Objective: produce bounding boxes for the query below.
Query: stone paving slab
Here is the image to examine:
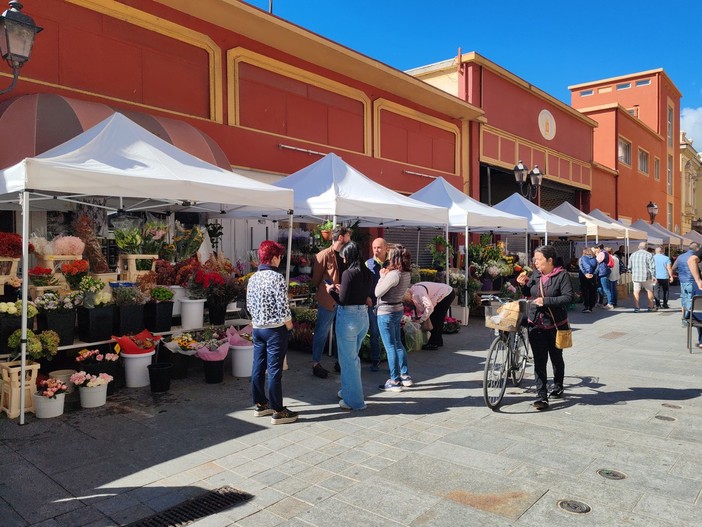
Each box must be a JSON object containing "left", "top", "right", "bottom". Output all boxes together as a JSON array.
[{"left": 3, "top": 291, "right": 702, "bottom": 525}]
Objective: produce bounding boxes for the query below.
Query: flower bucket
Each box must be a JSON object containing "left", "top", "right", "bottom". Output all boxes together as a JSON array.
[
  {"left": 33, "top": 393, "right": 65, "bottom": 418},
  {"left": 202, "top": 359, "right": 224, "bottom": 384},
  {"left": 113, "top": 304, "right": 145, "bottom": 336},
  {"left": 180, "top": 298, "right": 206, "bottom": 330},
  {"left": 208, "top": 303, "right": 227, "bottom": 326},
  {"left": 122, "top": 350, "right": 155, "bottom": 388},
  {"left": 230, "top": 345, "right": 254, "bottom": 377},
  {"left": 144, "top": 302, "right": 173, "bottom": 333},
  {"left": 37, "top": 311, "right": 76, "bottom": 347},
  {"left": 49, "top": 369, "right": 77, "bottom": 394},
  {"left": 147, "top": 363, "right": 172, "bottom": 393},
  {"left": 79, "top": 384, "right": 108, "bottom": 408},
  {"left": 77, "top": 306, "right": 114, "bottom": 342},
  {"left": 169, "top": 285, "right": 187, "bottom": 316}
]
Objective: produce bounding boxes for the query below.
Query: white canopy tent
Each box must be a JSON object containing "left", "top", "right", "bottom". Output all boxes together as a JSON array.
[
  {"left": 0, "top": 113, "right": 295, "bottom": 423},
  {"left": 587, "top": 209, "right": 652, "bottom": 244},
  {"left": 682, "top": 231, "right": 702, "bottom": 245},
  {"left": 492, "top": 193, "right": 587, "bottom": 243},
  {"left": 550, "top": 202, "right": 631, "bottom": 242},
  {"left": 631, "top": 220, "right": 686, "bottom": 247}
]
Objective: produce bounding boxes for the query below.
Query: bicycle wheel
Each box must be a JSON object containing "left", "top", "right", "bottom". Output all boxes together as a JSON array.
[
  {"left": 483, "top": 336, "right": 509, "bottom": 410},
  {"left": 511, "top": 327, "right": 529, "bottom": 386}
]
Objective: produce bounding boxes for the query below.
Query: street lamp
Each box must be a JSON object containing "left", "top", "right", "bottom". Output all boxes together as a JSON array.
[
  {"left": 513, "top": 160, "right": 543, "bottom": 200},
  {"left": 0, "top": 1, "right": 42, "bottom": 95},
  {"left": 692, "top": 218, "right": 702, "bottom": 233},
  {"left": 646, "top": 201, "right": 659, "bottom": 224}
]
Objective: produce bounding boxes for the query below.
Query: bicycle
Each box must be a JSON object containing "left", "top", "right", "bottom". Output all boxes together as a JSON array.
[{"left": 481, "top": 295, "right": 531, "bottom": 410}]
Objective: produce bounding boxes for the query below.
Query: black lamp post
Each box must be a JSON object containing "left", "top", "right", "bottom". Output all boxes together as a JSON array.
[
  {"left": 513, "top": 160, "right": 543, "bottom": 201},
  {"left": 0, "top": 1, "right": 42, "bottom": 95},
  {"left": 691, "top": 218, "right": 702, "bottom": 234},
  {"left": 646, "top": 201, "right": 659, "bottom": 224}
]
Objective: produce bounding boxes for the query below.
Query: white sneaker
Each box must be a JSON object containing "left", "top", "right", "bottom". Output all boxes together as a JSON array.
[
  {"left": 339, "top": 399, "right": 366, "bottom": 411},
  {"left": 400, "top": 375, "right": 414, "bottom": 387},
  {"left": 337, "top": 390, "right": 343, "bottom": 399}
]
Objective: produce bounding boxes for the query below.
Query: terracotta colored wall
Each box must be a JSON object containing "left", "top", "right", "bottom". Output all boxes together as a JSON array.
[{"left": 589, "top": 165, "right": 616, "bottom": 213}]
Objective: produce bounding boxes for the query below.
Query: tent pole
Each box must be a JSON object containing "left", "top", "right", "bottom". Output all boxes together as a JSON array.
[
  {"left": 285, "top": 212, "right": 293, "bottom": 283},
  {"left": 464, "top": 226, "right": 469, "bottom": 311},
  {"left": 416, "top": 228, "right": 421, "bottom": 263},
  {"left": 19, "top": 191, "right": 29, "bottom": 425},
  {"left": 445, "top": 224, "right": 450, "bottom": 284}
]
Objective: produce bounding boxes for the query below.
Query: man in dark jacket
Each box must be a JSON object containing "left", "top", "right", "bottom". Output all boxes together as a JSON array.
[
  {"left": 365, "top": 238, "right": 386, "bottom": 371},
  {"left": 578, "top": 248, "right": 597, "bottom": 313}
]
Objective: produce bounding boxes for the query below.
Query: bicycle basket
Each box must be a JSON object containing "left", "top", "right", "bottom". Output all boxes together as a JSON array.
[{"left": 484, "top": 301, "right": 523, "bottom": 331}]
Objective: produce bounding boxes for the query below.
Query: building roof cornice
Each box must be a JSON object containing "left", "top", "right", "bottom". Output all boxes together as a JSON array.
[{"left": 569, "top": 68, "right": 682, "bottom": 99}]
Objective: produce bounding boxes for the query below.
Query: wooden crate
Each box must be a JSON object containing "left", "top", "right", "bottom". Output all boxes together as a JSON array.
[
  {"left": 1, "top": 361, "right": 40, "bottom": 418},
  {"left": 38, "top": 255, "right": 83, "bottom": 288},
  {"left": 118, "top": 254, "right": 158, "bottom": 282},
  {"left": 0, "top": 257, "right": 20, "bottom": 295}
]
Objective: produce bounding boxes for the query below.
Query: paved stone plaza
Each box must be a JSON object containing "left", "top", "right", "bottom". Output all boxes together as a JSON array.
[{"left": 2, "top": 288, "right": 702, "bottom": 526}]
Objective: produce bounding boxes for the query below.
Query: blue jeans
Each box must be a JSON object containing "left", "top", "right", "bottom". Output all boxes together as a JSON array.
[
  {"left": 378, "top": 310, "right": 407, "bottom": 382},
  {"left": 681, "top": 282, "right": 699, "bottom": 315},
  {"left": 608, "top": 279, "right": 618, "bottom": 306},
  {"left": 335, "top": 305, "right": 368, "bottom": 409},
  {"left": 599, "top": 276, "right": 612, "bottom": 305},
  {"left": 251, "top": 326, "right": 289, "bottom": 411},
  {"left": 367, "top": 305, "right": 380, "bottom": 362},
  {"left": 312, "top": 304, "right": 337, "bottom": 363}
]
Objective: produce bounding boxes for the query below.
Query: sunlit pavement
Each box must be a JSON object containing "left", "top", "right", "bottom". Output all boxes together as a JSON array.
[{"left": 2, "top": 286, "right": 702, "bottom": 526}]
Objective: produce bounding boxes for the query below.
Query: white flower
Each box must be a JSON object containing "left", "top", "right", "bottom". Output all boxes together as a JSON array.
[
  {"left": 6, "top": 305, "right": 17, "bottom": 315},
  {"left": 0, "top": 303, "right": 8, "bottom": 313}
]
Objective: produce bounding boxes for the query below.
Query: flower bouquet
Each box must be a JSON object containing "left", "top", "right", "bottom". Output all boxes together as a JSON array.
[
  {"left": 33, "top": 377, "right": 69, "bottom": 418},
  {"left": 141, "top": 216, "right": 169, "bottom": 256},
  {"left": 61, "top": 259, "right": 90, "bottom": 289},
  {"left": 112, "top": 328, "right": 161, "bottom": 355},
  {"left": 8, "top": 328, "right": 60, "bottom": 362},
  {"left": 173, "top": 221, "right": 204, "bottom": 262},
  {"left": 0, "top": 232, "right": 24, "bottom": 258},
  {"left": 70, "top": 371, "right": 113, "bottom": 408},
  {"left": 442, "top": 316, "right": 461, "bottom": 334},
  {"left": 70, "top": 371, "right": 113, "bottom": 387},
  {"left": 75, "top": 348, "right": 120, "bottom": 364},
  {"left": 113, "top": 215, "right": 144, "bottom": 254},
  {"left": 34, "top": 291, "right": 81, "bottom": 346},
  {"left": 0, "top": 300, "right": 38, "bottom": 318},
  {"left": 51, "top": 235, "right": 86, "bottom": 256},
  {"left": 28, "top": 266, "right": 57, "bottom": 287}
]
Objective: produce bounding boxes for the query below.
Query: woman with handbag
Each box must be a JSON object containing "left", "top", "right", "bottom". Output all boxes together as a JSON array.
[
  {"left": 516, "top": 245, "right": 575, "bottom": 410},
  {"left": 375, "top": 245, "right": 413, "bottom": 391}
]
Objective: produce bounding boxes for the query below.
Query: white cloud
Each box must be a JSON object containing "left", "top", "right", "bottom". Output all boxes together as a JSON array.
[{"left": 681, "top": 107, "right": 702, "bottom": 150}]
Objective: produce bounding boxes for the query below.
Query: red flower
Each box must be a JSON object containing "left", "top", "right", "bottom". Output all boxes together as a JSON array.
[
  {"left": 61, "top": 260, "right": 89, "bottom": 275},
  {"left": 29, "top": 266, "right": 52, "bottom": 276},
  {"left": 0, "top": 232, "right": 25, "bottom": 258}
]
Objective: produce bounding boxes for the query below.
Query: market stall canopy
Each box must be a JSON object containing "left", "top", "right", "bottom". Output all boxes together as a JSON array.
[
  {"left": 492, "top": 193, "right": 587, "bottom": 241},
  {"left": 218, "top": 152, "right": 448, "bottom": 226},
  {"left": 550, "top": 202, "right": 629, "bottom": 240},
  {"left": 631, "top": 220, "right": 687, "bottom": 246},
  {"left": 682, "top": 231, "right": 702, "bottom": 245},
  {"left": 406, "top": 177, "right": 528, "bottom": 232},
  {"left": 0, "top": 113, "right": 294, "bottom": 213},
  {"left": 587, "top": 209, "right": 652, "bottom": 243}
]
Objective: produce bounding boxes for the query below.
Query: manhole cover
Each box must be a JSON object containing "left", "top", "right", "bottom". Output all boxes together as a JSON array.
[
  {"left": 126, "top": 486, "right": 253, "bottom": 527},
  {"left": 655, "top": 415, "right": 676, "bottom": 422},
  {"left": 597, "top": 469, "right": 627, "bottom": 480},
  {"left": 557, "top": 500, "right": 592, "bottom": 514},
  {"left": 662, "top": 403, "right": 682, "bottom": 409}
]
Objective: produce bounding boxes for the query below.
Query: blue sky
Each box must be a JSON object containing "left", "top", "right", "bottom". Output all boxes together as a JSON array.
[{"left": 244, "top": 1, "right": 702, "bottom": 149}]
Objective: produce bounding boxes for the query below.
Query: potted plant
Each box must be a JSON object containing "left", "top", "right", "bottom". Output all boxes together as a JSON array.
[
  {"left": 111, "top": 285, "right": 148, "bottom": 335},
  {"left": 76, "top": 278, "right": 114, "bottom": 343},
  {"left": 0, "top": 300, "right": 38, "bottom": 355},
  {"left": 74, "top": 347, "right": 121, "bottom": 394},
  {"left": 61, "top": 259, "right": 90, "bottom": 290},
  {"left": 427, "top": 235, "right": 454, "bottom": 269},
  {"left": 442, "top": 316, "right": 461, "bottom": 334},
  {"left": 112, "top": 330, "right": 161, "bottom": 388},
  {"left": 70, "top": 371, "right": 113, "bottom": 408},
  {"left": 34, "top": 291, "right": 81, "bottom": 346},
  {"left": 319, "top": 220, "right": 334, "bottom": 241},
  {"left": 8, "top": 328, "right": 60, "bottom": 370},
  {"left": 33, "top": 377, "right": 68, "bottom": 418},
  {"left": 143, "top": 286, "right": 175, "bottom": 332},
  {"left": 193, "top": 327, "right": 230, "bottom": 384}
]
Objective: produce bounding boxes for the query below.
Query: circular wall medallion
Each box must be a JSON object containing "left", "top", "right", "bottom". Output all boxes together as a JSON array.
[{"left": 538, "top": 109, "right": 556, "bottom": 140}]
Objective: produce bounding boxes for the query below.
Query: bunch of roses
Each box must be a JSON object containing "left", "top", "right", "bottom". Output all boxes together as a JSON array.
[
  {"left": 61, "top": 259, "right": 89, "bottom": 276},
  {"left": 0, "top": 232, "right": 25, "bottom": 258},
  {"left": 0, "top": 300, "right": 38, "bottom": 318},
  {"left": 36, "top": 378, "right": 68, "bottom": 399},
  {"left": 75, "top": 348, "right": 120, "bottom": 363},
  {"left": 69, "top": 371, "right": 114, "bottom": 387},
  {"left": 28, "top": 266, "right": 57, "bottom": 286}
]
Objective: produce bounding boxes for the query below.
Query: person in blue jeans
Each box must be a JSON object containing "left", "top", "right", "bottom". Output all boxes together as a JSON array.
[
  {"left": 374, "top": 245, "right": 413, "bottom": 392},
  {"left": 365, "top": 238, "right": 387, "bottom": 371},
  {"left": 246, "top": 240, "right": 297, "bottom": 425},
  {"left": 593, "top": 245, "right": 613, "bottom": 308},
  {"left": 673, "top": 242, "right": 700, "bottom": 326},
  {"left": 327, "top": 242, "right": 371, "bottom": 410}
]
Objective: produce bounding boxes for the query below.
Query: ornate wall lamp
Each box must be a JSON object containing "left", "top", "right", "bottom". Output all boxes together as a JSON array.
[
  {"left": 0, "top": 1, "right": 42, "bottom": 95},
  {"left": 513, "top": 160, "right": 543, "bottom": 201},
  {"left": 646, "top": 201, "right": 659, "bottom": 224}
]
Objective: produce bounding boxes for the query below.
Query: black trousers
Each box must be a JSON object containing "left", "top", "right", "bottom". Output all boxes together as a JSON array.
[
  {"left": 580, "top": 275, "right": 597, "bottom": 309},
  {"left": 428, "top": 290, "right": 456, "bottom": 346},
  {"left": 528, "top": 327, "right": 565, "bottom": 397},
  {"left": 654, "top": 279, "right": 670, "bottom": 307}
]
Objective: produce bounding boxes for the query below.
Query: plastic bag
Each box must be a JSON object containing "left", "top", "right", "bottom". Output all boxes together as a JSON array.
[{"left": 403, "top": 321, "right": 423, "bottom": 352}]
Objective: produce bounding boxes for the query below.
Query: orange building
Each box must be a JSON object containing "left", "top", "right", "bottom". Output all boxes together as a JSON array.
[
  {"left": 0, "top": 0, "right": 483, "bottom": 261},
  {"left": 570, "top": 70, "right": 682, "bottom": 230},
  {"left": 409, "top": 52, "right": 614, "bottom": 213}
]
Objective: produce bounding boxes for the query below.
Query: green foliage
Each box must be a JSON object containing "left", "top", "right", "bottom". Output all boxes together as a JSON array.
[
  {"left": 427, "top": 235, "right": 454, "bottom": 268},
  {"left": 150, "top": 286, "right": 174, "bottom": 302},
  {"left": 112, "top": 286, "right": 148, "bottom": 306}
]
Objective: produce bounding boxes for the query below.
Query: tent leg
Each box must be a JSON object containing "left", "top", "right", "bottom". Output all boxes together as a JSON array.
[{"left": 19, "top": 191, "right": 29, "bottom": 425}]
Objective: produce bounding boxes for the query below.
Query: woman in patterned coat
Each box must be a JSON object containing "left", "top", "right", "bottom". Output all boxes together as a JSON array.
[{"left": 246, "top": 240, "right": 297, "bottom": 425}]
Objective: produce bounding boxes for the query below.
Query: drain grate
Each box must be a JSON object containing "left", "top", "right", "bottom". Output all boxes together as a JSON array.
[
  {"left": 655, "top": 415, "right": 676, "bottom": 422},
  {"left": 126, "top": 486, "right": 253, "bottom": 527},
  {"left": 597, "top": 468, "right": 627, "bottom": 480},
  {"left": 662, "top": 403, "right": 682, "bottom": 409},
  {"left": 557, "top": 499, "right": 591, "bottom": 514}
]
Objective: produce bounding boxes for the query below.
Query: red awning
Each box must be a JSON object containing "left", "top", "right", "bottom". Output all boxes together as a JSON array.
[{"left": 0, "top": 93, "right": 231, "bottom": 170}]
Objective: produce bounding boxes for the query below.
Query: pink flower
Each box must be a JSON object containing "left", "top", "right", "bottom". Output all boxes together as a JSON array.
[{"left": 96, "top": 354, "right": 104, "bottom": 361}]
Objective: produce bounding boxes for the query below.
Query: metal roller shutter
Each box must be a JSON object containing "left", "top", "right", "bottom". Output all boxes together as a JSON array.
[{"left": 383, "top": 227, "right": 443, "bottom": 268}]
